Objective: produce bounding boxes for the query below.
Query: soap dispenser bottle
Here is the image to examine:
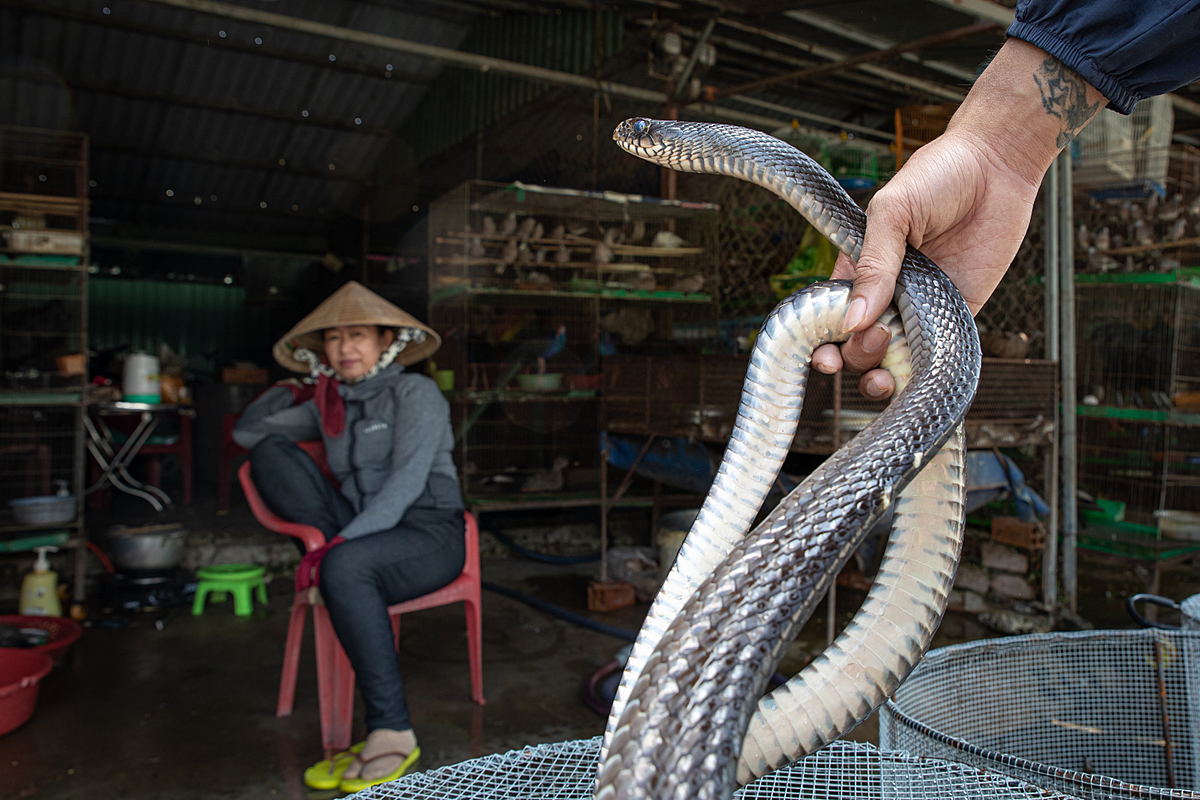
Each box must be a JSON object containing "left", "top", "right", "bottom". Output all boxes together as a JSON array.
[{"left": 20, "top": 546, "right": 62, "bottom": 617}]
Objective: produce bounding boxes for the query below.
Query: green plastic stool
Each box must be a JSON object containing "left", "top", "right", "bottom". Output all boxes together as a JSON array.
[{"left": 192, "top": 563, "right": 267, "bottom": 617}]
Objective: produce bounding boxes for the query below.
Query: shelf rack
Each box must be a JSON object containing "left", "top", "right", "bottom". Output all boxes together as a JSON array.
[{"left": 0, "top": 125, "right": 90, "bottom": 606}]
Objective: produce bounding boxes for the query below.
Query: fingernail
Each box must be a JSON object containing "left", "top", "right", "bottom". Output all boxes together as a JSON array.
[
  {"left": 843, "top": 297, "right": 868, "bottom": 332},
  {"left": 862, "top": 324, "right": 890, "bottom": 353},
  {"left": 814, "top": 360, "right": 835, "bottom": 375},
  {"left": 866, "top": 378, "right": 889, "bottom": 398}
]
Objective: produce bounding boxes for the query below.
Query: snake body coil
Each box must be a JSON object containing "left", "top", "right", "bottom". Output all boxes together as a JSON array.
[{"left": 598, "top": 119, "right": 980, "bottom": 800}]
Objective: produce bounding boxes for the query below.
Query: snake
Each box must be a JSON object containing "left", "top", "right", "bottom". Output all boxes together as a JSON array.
[{"left": 596, "top": 119, "right": 980, "bottom": 800}]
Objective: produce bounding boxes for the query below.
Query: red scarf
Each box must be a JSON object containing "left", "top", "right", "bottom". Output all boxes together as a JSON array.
[{"left": 314, "top": 373, "right": 346, "bottom": 438}]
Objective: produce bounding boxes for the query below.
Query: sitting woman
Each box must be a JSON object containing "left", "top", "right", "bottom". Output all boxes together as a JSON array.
[{"left": 234, "top": 281, "right": 464, "bottom": 792}]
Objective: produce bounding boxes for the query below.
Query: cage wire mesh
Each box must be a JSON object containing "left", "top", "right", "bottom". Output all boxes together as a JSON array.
[
  {"left": 351, "top": 738, "right": 1081, "bottom": 800},
  {"left": 880, "top": 629, "right": 1200, "bottom": 800}
]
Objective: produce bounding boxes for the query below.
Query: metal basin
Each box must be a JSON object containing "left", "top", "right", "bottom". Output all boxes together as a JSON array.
[{"left": 107, "top": 524, "right": 187, "bottom": 571}]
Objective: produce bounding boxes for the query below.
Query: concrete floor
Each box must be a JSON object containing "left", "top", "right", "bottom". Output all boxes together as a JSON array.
[{"left": 3, "top": 492, "right": 1197, "bottom": 800}]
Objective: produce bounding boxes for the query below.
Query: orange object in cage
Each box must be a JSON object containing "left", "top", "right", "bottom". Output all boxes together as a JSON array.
[{"left": 894, "top": 104, "right": 959, "bottom": 171}]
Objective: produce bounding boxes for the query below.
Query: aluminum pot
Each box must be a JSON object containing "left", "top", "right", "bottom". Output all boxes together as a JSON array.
[{"left": 107, "top": 524, "right": 187, "bottom": 571}]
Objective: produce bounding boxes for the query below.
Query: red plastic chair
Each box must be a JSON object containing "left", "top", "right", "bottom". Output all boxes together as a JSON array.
[
  {"left": 237, "top": 445, "right": 484, "bottom": 753},
  {"left": 218, "top": 413, "right": 249, "bottom": 514}
]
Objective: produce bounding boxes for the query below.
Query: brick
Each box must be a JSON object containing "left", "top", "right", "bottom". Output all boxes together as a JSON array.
[
  {"left": 954, "top": 564, "right": 990, "bottom": 595},
  {"left": 962, "top": 590, "right": 989, "bottom": 613},
  {"left": 991, "top": 572, "right": 1036, "bottom": 600},
  {"left": 947, "top": 589, "right": 965, "bottom": 612},
  {"left": 980, "top": 541, "right": 1028, "bottom": 574}
]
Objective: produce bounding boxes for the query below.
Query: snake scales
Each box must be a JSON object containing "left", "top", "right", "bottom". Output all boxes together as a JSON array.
[{"left": 596, "top": 119, "right": 980, "bottom": 800}]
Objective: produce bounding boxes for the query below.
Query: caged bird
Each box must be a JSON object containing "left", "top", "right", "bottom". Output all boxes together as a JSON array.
[
  {"left": 1160, "top": 193, "right": 1183, "bottom": 221},
  {"left": 550, "top": 223, "right": 566, "bottom": 241},
  {"left": 521, "top": 455, "right": 571, "bottom": 493},
  {"left": 1170, "top": 218, "right": 1189, "bottom": 242},
  {"left": 1094, "top": 226, "right": 1111, "bottom": 251},
  {"left": 603, "top": 227, "right": 624, "bottom": 246},
  {"left": 482, "top": 215, "right": 497, "bottom": 235},
  {"left": 555, "top": 244, "right": 572, "bottom": 264},
  {"left": 653, "top": 229, "right": 686, "bottom": 248},
  {"left": 469, "top": 236, "right": 486, "bottom": 258},
  {"left": 532, "top": 222, "right": 544, "bottom": 241},
  {"left": 535, "top": 247, "right": 548, "bottom": 264},
  {"left": 517, "top": 216, "right": 537, "bottom": 239},
  {"left": 632, "top": 271, "right": 657, "bottom": 291},
  {"left": 673, "top": 273, "right": 706, "bottom": 294},
  {"left": 1076, "top": 223, "right": 1090, "bottom": 251},
  {"left": 526, "top": 270, "right": 552, "bottom": 290},
  {"left": 501, "top": 237, "right": 519, "bottom": 264},
  {"left": 593, "top": 242, "right": 613, "bottom": 264},
  {"left": 500, "top": 211, "right": 518, "bottom": 236}
]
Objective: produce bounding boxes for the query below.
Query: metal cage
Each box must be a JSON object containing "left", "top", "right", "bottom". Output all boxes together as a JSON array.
[
  {"left": 880, "top": 629, "right": 1200, "bottom": 800},
  {"left": 354, "top": 738, "right": 1082, "bottom": 800}
]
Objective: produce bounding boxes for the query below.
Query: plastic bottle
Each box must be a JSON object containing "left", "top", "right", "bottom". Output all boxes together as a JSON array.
[{"left": 20, "top": 546, "right": 62, "bottom": 617}]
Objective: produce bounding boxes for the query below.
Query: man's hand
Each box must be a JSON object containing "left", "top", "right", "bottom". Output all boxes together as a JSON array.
[{"left": 811, "top": 38, "right": 1106, "bottom": 398}]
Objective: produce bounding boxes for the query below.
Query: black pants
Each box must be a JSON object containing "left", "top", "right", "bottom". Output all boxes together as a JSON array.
[{"left": 250, "top": 435, "right": 465, "bottom": 733}]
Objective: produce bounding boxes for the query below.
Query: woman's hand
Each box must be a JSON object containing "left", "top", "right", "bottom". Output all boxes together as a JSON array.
[{"left": 295, "top": 535, "right": 345, "bottom": 592}]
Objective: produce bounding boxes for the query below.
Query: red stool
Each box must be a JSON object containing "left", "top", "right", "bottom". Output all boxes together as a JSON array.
[
  {"left": 218, "top": 413, "right": 249, "bottom": 513},
  {"left": 237, "top": 446, "right": 484, "bottom": 753}
]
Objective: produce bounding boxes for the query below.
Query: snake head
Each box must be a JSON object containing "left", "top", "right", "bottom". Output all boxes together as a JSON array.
[{"left": 613, "top": 117, "right": 671, "bottom": 156}]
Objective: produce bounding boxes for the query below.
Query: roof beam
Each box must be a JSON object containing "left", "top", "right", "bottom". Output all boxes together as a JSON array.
[
  {"left": 714, "top": 16, "right": 967, "bottom": 102},
  {"left": 922, "top": 0, "right": 1014, "bottom": 25},
  {"left": 783, "top": 9, "right": 979, "bottom": 84},
  {"left": 711, "top": 22, "right": 999, "bottom": 101},
  {"left": 0, "top": 0, "right": 431, "bottom": 86}
]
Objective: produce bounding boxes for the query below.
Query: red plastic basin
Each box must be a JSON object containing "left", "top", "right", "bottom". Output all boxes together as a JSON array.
[
  {"left": 0, "top": 650, "right": 53, "bottom": 737},
  {"left": 0, "top": 615, "right": 82, "bottom": 662}
]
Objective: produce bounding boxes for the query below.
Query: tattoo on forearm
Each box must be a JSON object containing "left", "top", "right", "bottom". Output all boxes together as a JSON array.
[{"left": 1033, "top": 57, "right": 1101, "bottom": 149}]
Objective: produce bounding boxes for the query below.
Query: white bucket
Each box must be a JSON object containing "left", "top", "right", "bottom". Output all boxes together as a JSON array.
[{"left": 123, "top": 352, "right": 161, "bottom": 403}]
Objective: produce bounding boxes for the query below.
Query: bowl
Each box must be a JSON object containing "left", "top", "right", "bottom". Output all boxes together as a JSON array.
[
  {"left": 0, "top": 615, "right": 82, "bottom": 661},
  {"left": 516, "top": 373, "right": 563, "bottom": 392},
  {"left": 8, "top": 495, "right": 76, "bottom": 525},
  {"left": 1155, "top": 510, "right": 1200, "bottom": 541},
  {"left": 107, "top": 523, "right": 188, "bottom": 571},
  {"left": 0, "top": 649, "right": 53, "bottom": 737}
]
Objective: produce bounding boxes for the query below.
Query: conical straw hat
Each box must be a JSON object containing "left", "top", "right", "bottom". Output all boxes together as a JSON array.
[{"left": 273, "top": 281, "right": 440, "bottom": 372}]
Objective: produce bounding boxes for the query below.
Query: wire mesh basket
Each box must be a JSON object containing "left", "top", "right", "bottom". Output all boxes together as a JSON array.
[
  {"left": 880, "top": 629, "right": 1200, "bottom": 800},
  {"left": 352, "top": 737, "right": 1081, "bottom": 800}
]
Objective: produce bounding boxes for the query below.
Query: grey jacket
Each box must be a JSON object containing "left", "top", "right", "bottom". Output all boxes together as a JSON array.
[{"left": 233, "top": 365, "right": 463, "bottom": 540}]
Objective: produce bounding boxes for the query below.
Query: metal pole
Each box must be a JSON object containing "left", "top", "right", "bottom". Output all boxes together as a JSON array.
[
  {"left": 1042, "top": 161, "right": 1059, "bottom": 613},
  {"left": 1058, "top": 153, "right": 1079, "bottom": 613}
]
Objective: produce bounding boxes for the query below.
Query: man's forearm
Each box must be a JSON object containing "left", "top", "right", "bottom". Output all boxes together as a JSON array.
[{"left": 948, "top": 38, "right": 1108, "bottom": 186}]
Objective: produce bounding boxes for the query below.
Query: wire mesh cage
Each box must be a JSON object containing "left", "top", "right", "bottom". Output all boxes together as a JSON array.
[
  {"left": 880, "top": 629, "right": 1200, "bottom": 800},
  {"left": 353, "top": 737, "right": 1082, "bottom": 800},
  {"left": 0, "top": 405, "right": 81, "bottom": 528},
  {"left": 428, "top": 180, "right": 719, "bottom": 299},
  {"left": 1074, "top": 97, "right": 1175, "bottom": 194}
]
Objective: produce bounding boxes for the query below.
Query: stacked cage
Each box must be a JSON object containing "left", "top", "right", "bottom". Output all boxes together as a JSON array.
[
  {"left": 1075, "top": 278, "right": 1200, "bottom": 527},
  {"left": 0, "top": 125, "right": 89, "bottom": 597},
  {"left": 427, "top": 180, "right": 719, "bottom": 509},
  {"left": 1074, "top": 96, "right": 1174, "bottom": 196}
]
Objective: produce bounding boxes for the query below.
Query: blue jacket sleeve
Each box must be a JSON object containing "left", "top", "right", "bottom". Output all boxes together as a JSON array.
[
  {"left": 1009, "top": 0, "right": 1200, "bottom": 114},
  {"left": 232, "top": 385, "right": 321, "bottom": 449}
]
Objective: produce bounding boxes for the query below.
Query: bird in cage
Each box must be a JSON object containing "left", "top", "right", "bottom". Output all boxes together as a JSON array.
[
  {"left": 673, "top": 273, "right": 706, "bottom": 294},
  {"left": 500, "top": 212, "right": 518, "bottom": 236},
  {"left": 532, "top": 222, "right": 544, "bottom": 241},
  {"left": 1170, "top": 218, "right": 1189, "bottom": 242},
  {"left": 501, "top": 238, "right": 519, "bottom": 265},
  {"left": 521, "top": 455, "right": 570, "bottom": 493},
  {"left": 469, "top": 237, "right": 486, "bottom": 258},
  {"left": 593, "top": 242, "right": 613, "bottom": 264},
  {"left": 555, "top": 244, "right": 571, "bottom": 265},
  {"left": 517, "top": 216, "right": 537, "bottom": 239},
  {"left": 482, "top": 215, "right": 497, "bottom": 235},
  {"left": 1094, "top": 226, "right": 1110, "bottom": 251},
  {"left": 632, "top": 271, "right": 657, "bottom": 292},
  {"left": 550, "top": 223, "right": 565, "bottom": 241}
]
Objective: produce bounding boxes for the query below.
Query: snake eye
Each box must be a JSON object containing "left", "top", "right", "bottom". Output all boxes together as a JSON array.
[{"left": 632, "top": 119, "right": 649, "bottom": 136}]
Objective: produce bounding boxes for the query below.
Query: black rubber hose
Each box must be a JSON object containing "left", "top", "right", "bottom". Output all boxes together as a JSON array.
[
  {"left": 482, "top": 581, "right": 636, "bottom": 641},
  {"left": 487, "top": 529, "right": 600, "bottom": 565}
]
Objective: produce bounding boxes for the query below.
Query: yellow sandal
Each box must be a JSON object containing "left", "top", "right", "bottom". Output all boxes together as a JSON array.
[
  {"left": 338, "top": 747, "right": 421, "bottom": 792},
  {"left": 302, "top": 741, "right": 365, "bottom": 790}
]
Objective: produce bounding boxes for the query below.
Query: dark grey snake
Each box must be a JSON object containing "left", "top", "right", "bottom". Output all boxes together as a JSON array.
[{"left": 597, "top": 119, "right": 980, "bottom": 800}]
